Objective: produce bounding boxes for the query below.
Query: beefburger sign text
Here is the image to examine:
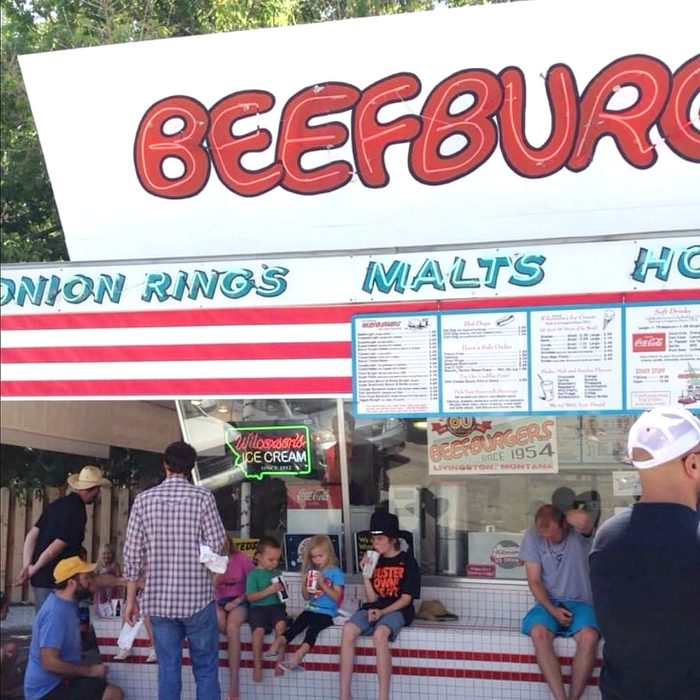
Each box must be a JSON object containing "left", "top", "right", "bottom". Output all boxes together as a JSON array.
[{"left": 18, "top": 0, "right": 699, "bottom": 262}]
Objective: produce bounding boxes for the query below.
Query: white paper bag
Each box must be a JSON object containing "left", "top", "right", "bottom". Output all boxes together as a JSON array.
[
  {"left": 199, "top": 543, "right": 228, "bottom": 573},
  {"left": 117, "top": 618, "right": 143, "bottom": 651}
]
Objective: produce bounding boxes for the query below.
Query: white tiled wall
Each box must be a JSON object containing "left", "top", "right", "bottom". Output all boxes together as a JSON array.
[{"left": 93, "top": 576, "right": 601, "bottom": 700}]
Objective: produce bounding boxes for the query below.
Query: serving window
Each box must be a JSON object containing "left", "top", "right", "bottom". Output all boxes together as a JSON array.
[{"left": 179, "top": 399, "right": 639, "bottom": 580}]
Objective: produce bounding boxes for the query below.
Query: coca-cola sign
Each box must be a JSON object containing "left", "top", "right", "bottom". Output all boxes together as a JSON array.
[
  {"left": 287, "top": 483, "right": 342, "bottom": 510},
  {"left": 632, "top": 333, "right": 666, "bottom": 352}
]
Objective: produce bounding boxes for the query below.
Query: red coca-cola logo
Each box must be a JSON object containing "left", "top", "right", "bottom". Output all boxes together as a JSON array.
[
  {"left": 287, "top": 483, "right": 342, "bottom": 509},
  {"left": 297, "top": 488, "right": 329, "bottom": 503},
  {"left": 632, "top": 333, "right": 666, "bottom": 352}
]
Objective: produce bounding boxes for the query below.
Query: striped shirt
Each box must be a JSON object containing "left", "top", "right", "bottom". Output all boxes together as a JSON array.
[{"left": 123, "top": 475, "right": 225, "bottom": 618}]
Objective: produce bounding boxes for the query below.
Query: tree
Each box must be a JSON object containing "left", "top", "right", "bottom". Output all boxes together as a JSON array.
[{"left": 1, "top": 0, "right": 502, "bottom": 263}]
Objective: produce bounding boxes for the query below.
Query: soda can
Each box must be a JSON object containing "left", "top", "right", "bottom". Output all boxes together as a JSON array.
[
  {"left": 272, "top": 575, "right": 289, "bottom": 602},
  {"left": 306, "top": 570, "right": 320, "bottom": 594},
  {"left": 362, "top": 550, "right": 380, "bottom": 578}
]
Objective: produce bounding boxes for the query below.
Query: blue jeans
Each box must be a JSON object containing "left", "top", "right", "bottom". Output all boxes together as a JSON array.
[{"left": 150, "top": 601, "right": 220, "bottom": 700}]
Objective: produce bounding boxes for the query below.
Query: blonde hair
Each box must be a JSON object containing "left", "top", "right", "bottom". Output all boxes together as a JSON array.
[{"left": 301, "top": 535, "right": 337, "bottom": 575}]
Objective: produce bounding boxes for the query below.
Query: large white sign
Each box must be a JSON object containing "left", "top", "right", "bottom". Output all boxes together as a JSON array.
[{"left": 19, "top": 0, "right": 700, "bottom": 262}]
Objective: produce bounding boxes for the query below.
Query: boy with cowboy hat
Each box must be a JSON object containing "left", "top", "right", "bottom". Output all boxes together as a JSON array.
[{"left": 15, "top": 466, "right": 111, "bottom": 612}]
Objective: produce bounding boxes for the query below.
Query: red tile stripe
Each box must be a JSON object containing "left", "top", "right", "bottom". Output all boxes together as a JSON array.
[{"left": 98, "top": 638, "right": 600, "bottom": 685}]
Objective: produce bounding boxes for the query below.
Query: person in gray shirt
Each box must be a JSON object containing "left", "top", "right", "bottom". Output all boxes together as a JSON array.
[{"left": 519, "top": 504, "right": 599, "bottom": 700}]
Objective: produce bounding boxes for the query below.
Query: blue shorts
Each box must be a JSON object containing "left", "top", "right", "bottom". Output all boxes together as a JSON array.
[
  {"left": 349, "top": 608, "right": 405, "bottom": 642},
  {"left": 521, "top": 600, "right": 599, "bottom": 637}
]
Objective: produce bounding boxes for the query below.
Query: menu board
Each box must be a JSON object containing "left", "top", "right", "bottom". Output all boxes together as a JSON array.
[
  {"left": 441, "top": 311, "right": 528, "bottom": 413},
  {"left": 626, "top": 303, "right": 700, "bottom": 409},
  {"left": 352, "top": 301, "right": 698, "bottom": 417},
  {"left": 353, "top": 314, "right": 439, "bottom": 415},
  {"left": 530, "top": 306, "right": 623, "bottom": 412}
]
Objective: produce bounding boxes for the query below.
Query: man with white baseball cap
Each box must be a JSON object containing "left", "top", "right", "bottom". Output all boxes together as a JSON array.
[
  {"left": 14, "top": 466, "right": 111, "bottom": 612},
  {"left": 590, "top": 406, "right": 700, "bottom": 699}
]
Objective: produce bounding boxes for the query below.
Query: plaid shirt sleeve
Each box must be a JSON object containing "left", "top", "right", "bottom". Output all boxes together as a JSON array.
[
  {"left": 123, "top": 495, "right": 146, "bottom": 581},
  {"left": 201, "top": 490, "right": 226, "bottom": 554}
]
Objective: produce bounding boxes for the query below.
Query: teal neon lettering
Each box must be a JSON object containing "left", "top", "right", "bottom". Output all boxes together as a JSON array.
[
  {"left": 362, "top": 261, "right": 409, "bottom": 294},
  {"left": 410, "top": 259, "right": 446, "bottom": 292},
  {"left": 478, "top": 256, "right": 510, "bottom": 288},
  {"left": 449, "top": 257, "right": 480, "bottom": 288},
  {"left": 142, "top": 272, "right": 172, "bottom": 301},
  {"left": 632, "top": 246, "right": 672, "bottom": 282}
]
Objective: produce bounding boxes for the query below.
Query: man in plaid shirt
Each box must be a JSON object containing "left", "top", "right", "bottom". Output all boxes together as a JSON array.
[{"left": 123, "top": 441, "right": 226, "bottom": 700}]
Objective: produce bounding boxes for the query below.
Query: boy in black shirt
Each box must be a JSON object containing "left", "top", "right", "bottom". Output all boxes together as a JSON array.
[{"left": 339, "top": 511, "right": 420, "bottom": 700}]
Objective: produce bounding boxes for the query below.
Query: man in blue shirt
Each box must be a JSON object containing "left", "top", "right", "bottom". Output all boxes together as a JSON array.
[{"left": 24, "top": 556, "right": 123, "bottom": 700}]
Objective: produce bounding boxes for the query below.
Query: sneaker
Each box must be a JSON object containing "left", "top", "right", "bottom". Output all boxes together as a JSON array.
[
  {"left": 263, "top": 648, "right": 278, "bottom": 659},
  {"left": 113, "top": 647, "right": 132, "bottom": 661},
  {"left": 279, "top": 661, "right": 304, "bottom": 673},
  {"left": 145, "top": 648, "right": 157, "bottom": 663}
]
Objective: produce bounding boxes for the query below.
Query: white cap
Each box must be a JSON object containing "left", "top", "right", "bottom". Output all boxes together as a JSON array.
[{"left": 627, "top": 406, "right": 700, "bottom": 469}]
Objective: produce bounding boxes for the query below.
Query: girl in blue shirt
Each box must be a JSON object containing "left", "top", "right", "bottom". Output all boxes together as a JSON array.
[{"left": 268, "top": 535, "right": 344, "bottom": 672}]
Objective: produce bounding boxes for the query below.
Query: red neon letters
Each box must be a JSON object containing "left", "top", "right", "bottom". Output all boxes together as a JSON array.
[{"left": 133, "top": 54, "right": 700, "bottom": 199}]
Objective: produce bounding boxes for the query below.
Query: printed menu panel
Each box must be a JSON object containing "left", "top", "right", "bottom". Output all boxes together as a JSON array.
[
  {"left": 352, "top": 301, "right": 697, "bottom": 417},
  {"left": 441, "top": 311, "right": 528, "bottom": 413},
  {"left": 353, "top": 314, "right": 439, "bottom": 415},
  {"left": 530, "top": 307, "right": 623, "bottom": 412},
  {"left": 625, "top": 303, "right": 700, "bottom": 409}
]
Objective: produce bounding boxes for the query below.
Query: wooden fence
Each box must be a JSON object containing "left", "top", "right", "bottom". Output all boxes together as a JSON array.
[{"left": 0, "top": 485, "right": 139, "bottom": 603}]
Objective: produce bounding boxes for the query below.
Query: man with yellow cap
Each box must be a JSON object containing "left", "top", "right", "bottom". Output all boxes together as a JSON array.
[
  {"left": 23, "top": 556, "right": 123, "bottom": 700},
  {"left": 14, "top": 466, "right": 111, "bottom": 612}
]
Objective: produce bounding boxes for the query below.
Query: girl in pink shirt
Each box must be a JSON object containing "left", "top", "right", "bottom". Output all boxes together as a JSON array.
[{"left": 214, "top": 540, "right": 255, "bottom": 700}]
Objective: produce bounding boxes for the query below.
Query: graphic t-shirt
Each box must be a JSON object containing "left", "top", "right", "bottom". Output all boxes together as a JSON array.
[
  {"left": 246, "top": 567, "right": 283, "bottom": 607},
  {"left": 215, "top": 552, "right": 255, "bottom": 601},
  {"left": 365, "top": 551, "right": 421, "bottom": 625},
  {"left": 304, "top": 565, "right": 345, "bottom": 617}
]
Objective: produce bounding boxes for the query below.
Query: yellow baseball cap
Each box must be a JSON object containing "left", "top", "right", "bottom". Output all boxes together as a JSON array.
[{"left": 53, "top": 556, "right": 97, "bottom": 584}]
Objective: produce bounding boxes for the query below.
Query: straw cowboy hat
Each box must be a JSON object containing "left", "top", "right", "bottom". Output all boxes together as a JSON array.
[
  {"left": 67, "top": 465, "right": 111, "bottom": 490},
  {"left": 415, "top": 600, "right": 459, "bottom": 621}
]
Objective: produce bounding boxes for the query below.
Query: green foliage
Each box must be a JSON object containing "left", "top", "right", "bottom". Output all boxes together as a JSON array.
[{"left": 0, "top": 442, "right": 163, "bottom": 502}]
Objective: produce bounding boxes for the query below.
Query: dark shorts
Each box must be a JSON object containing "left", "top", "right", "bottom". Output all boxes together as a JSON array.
[
  {"left": 248, "top": 604, "right": 287, "bottom": 632},
  {"left": 40, "top": 677, "right": 107, "bottom": 700}
]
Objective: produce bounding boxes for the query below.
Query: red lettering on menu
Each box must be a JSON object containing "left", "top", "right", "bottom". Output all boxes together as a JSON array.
[{"left": 133, "top": 54, "right": 700, "bottom": 199}]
